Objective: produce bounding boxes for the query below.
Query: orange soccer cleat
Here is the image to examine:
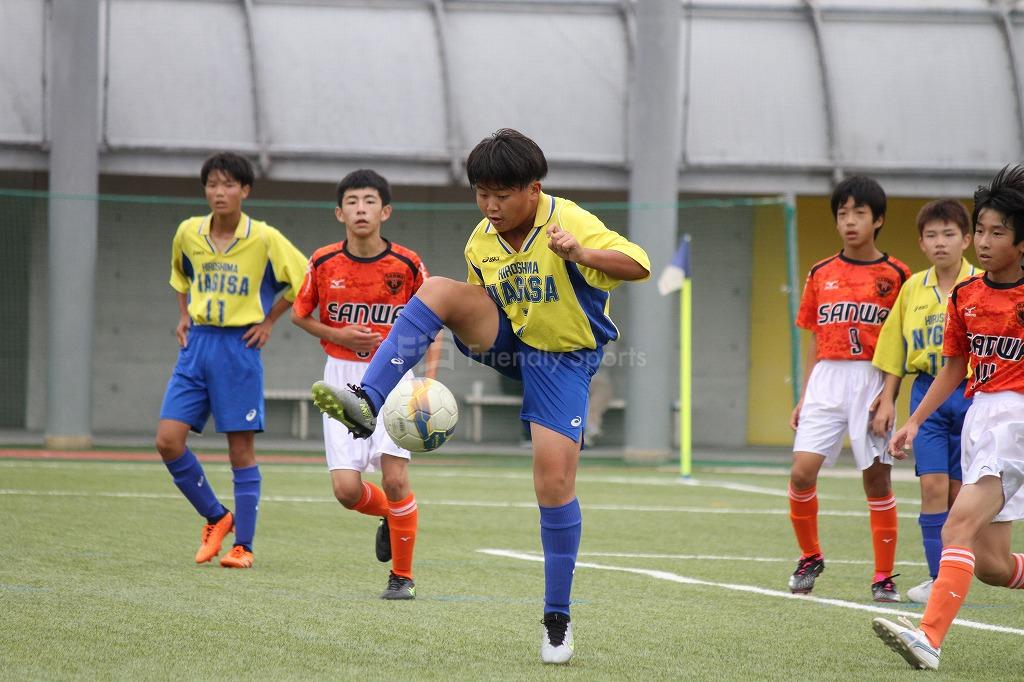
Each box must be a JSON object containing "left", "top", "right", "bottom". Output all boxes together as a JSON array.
[
  {"left": 195, "top": 512, "right": 234, "bottom": 564},
  {"left": 219, "top": 545, "right": 254, "bottom": 568}
]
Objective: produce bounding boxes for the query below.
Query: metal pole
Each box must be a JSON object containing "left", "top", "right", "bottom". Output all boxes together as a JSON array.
[
  {"left": 623, "top": 0, "right": 681, "bottom": 462},
  {"left": 46, "top": 0, "right": 100, "bottom": 449},
  {"left": 784, "top": 193, "right": 802, "bottom": 405}
]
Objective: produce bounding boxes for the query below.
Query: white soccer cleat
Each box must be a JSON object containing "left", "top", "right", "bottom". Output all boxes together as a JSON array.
[
  {"left": 872, "top": 616, "right": 940, "bottom": 671},
  {"left": 906, "top": 579, "right": 934, "bottom": 605},
  {"left": 540, "top": 612, "right": 574, "bottom": 664}
]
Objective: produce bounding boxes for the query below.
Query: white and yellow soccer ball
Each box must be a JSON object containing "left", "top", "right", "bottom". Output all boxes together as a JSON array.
[{"left": 382, "top": 377, "right": 458, "bottom": 453}]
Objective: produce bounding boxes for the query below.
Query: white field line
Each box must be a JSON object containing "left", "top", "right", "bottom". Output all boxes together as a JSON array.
[
  {"left": 581, "top": 551, "right": 927, "bottom": 567},
  {"left": 0, "top": 460, "right": 915, "bottom": 505},
  {"left": 479, "top": 548, "right": 1024, "bottom": 638},
  {"left": 0, "top": 488, "right": 917, "bottom": 518}
]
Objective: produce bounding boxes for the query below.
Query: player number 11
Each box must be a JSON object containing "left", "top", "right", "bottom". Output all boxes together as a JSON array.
[{"left": 206, "top": 299, "right": 225, "bottom": 324}]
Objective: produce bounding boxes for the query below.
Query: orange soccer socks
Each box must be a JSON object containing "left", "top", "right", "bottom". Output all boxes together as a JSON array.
[
  {"left": 919, "top": 546, "right": 975, "bottom": 648},
  {"left": 868, "top": 494, "right": 898, "bottom": 581},
  {"left": 789, "top": 484, "right": 821, "bottom": 558},
  {"left": 1005, "top": 553, "right": 1024, "bottom": 589},
  {"left": 387, "top": 493, "right": 418, "bottom": 579},
  {"left": 352, "top": 481, "right": 389, "bottom": 517}
]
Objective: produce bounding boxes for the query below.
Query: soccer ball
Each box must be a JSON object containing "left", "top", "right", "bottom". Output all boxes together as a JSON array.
[{"left": 382, "top": 378, "right": 458, "bottom": 453}]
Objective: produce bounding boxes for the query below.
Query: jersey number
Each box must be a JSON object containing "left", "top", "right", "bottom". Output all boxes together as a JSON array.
[
  {"left": 207, "top": 299, "right": 225, "bottom": 324},
  {"left": 849, "top": 328, "right": 863, "bottom": 355}
]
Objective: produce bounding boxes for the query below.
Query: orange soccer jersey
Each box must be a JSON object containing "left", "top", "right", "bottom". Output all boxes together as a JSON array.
[
  {"left": 292, "top": 240, "right": 427, "bottom": 361},
  {"left": 796, "top": 252, "right": 911, "bottom": 360},
  {"left": 944, "top": 274, "right": 1024, "bottom": 397}
]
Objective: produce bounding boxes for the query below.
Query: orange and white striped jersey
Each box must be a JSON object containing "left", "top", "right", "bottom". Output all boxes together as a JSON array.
[{"left": 796, "top": 251, "right": 911, "bottom": 361}]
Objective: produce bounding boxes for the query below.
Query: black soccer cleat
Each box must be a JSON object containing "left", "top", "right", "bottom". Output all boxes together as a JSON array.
[
  {"left": 788, "top": 554, "right": 825, "bottom": 594},
  {"left": 311, "top": 381, "right": 376, "bottom": 439}
]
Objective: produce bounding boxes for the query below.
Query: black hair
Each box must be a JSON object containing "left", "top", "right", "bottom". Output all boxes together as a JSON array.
[
  {"left": 972, "top": 164, "right": 1024, "bottom": 244},
  {"left": 916, "top": 199, "right": 970, "bottom": 237},
  {"left": 200, "top": 152, "right": 255, "bottom": 188},
  {"left": 336, "top": 169, "right": 392, "bottom": 207},
  {"left": 831, "top": 175, "right": 887, "bottom": 238},
  {"left": 466, "top": 128, "right": 548, "bottom": 189}
]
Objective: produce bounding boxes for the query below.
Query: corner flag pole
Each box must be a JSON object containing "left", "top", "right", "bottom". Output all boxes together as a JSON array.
[
  {"left": 657, "top": 234, "right": 692, "bottom": 477},
  {"left": 680, "top": 249, "right": 692, "bottom": 478}
]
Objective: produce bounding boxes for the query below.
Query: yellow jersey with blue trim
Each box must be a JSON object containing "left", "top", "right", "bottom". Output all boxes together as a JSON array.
[
  {"left": 464, "top": 192, "right": 650, "bottom": 352},
  {"left": 169, "top": 213, "right": 307, "bottom": 327},
  {"left": 873, "top": 258, "right": 979, "bottom": 377}
]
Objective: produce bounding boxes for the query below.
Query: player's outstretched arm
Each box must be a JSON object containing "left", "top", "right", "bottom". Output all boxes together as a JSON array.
[
  {"left": 888, "top": 354, "right": 967, "bottom": 457},
  {"left": 546, "top": 225, "right": 649, "bottom": 281}
]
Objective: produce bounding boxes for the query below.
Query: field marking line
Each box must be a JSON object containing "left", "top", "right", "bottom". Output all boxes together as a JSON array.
[
  {"left": 479, "top": 549, "right": 1024, "bottom": 638},
  {"left": 0, "top": 460, "right": 917, "bottom": 505},
  {"left": 581, "top": 551, "right": 927, "bottom": 567},
  {"left": 0, "top": 488, "right": 920, "bottom": 518}
]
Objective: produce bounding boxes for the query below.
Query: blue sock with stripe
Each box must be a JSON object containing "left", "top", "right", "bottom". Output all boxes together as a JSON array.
[
  {"left": 919, "top": 511, "right": 948, "bottom": 579},
  {"left": 165, "top": 448, "right": 227, "bottom": 523},
  {"left": 361, "top": 297, "right": 443, "bottom": 411},
  {"left": 232, "top": 464, "right": 262, "bottom": 550},
  {"left": 539, "top": 498, "right": 582, "bottom": 616}
]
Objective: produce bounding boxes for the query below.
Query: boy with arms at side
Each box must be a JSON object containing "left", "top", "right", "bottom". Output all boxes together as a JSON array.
[
  {"left": 874, "top": 165, "right": 1024, "bottom": 671},
  {"left": 291, "top": 169, "right": 441, "bottom": 599},
  {"left": 312, "top": 129, "right": 650, "bottom": 664},
  {"left": 156, "top": 152, "right": 307, "bottom": 568},
  {"left": 871, "top": 200, "right": 979, "bottom": 604},
  {"left": 788, "top": 176, "right": 911, "bottom": 600}
]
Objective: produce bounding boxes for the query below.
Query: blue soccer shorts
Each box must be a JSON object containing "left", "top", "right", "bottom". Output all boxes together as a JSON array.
[
  {"left": 910, "top": 373, "right": 970, "bottom": 480},
  {"left": 454, "top": 305, "right": 603, "bottom": 442},
  {"left": 160, "top": 325, "right": 264, "bottom": 433}
]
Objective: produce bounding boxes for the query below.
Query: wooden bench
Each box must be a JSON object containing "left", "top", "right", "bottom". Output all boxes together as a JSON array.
[
  {"left": 463, "top": 379, "right": 625, "bottom": 442},
  {"left": 264, "top": 388, "right": 312, "bottom": 440}
]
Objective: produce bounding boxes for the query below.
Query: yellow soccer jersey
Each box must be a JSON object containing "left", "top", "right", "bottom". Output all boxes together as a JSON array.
[
  {"left": 873, "top": 258, "right": 979, "bottom": 377},
  {"left": 464, "top": 192, "right": 650, "bottom": 351},
  {"left": 170, "top": 213, "right": 307, "bottom": 326}
]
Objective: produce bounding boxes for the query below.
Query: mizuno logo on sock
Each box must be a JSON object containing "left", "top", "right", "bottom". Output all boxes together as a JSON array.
[
  {"left": 400, "top": 536, "right": 410, "bottom": 542},
  {"left": 882, "top": 538, "right": 894, "bottom": 543},
  {"left": 950, "top": 591, "right": 962, "bottom": 599},
  {"left": 197, "top": 476, "right": 204, "bottom": 487},
  {"left": 391, "top": 358, "right": 404, "bottom": 365}
]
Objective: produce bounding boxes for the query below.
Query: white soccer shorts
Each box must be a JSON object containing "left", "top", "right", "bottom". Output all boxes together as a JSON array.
[
  {"left": 793, "top": 360, "right": 893, "bottom": 470},
  {"left": 961, "top": 391, "right": 1024, "bottom": 522},
  {"left": 322, "top": 357, "right": 411, "bottom": 472}
]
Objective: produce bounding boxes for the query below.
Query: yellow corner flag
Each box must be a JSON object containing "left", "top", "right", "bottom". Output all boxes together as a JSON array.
[{"left": 657, "top": 235, "right": 692, "bottom": 478}]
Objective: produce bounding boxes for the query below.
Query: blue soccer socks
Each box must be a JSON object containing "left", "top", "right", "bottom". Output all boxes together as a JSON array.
[
  {"left": 919, "top": 511, "right": 948, "bottom": 579},
  {"left": 539, "top": 498, "right": 583, "bottom": 617},
  {"left": 361, "top": 297, "right": 443, "bottom": 411},
  {"left": 165, "top": 448, "right": 227, "bottom": 523},
  {"left": 232, "top": 464, "right": 262, "bottom": 550}
]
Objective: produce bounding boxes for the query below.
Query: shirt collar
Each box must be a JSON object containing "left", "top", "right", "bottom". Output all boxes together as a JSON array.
[
  {"left": 533, "top": 192, "right": 556, "bottom": 228},
  {"left": 199, "top": 212, "right": 252, "bottom": 239},
  {"left": 922, "top": 258, "right": 977, "bottom": 288}
]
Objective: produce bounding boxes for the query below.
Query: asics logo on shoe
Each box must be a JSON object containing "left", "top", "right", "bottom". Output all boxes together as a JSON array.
[
  {"left": 246, "top": 409, "right": 257, "bottom": 421},
  {"left": 570, "top": 417, "right": 582, "bottom": 427},
  {"left": 391, "top": 358, "right": 404, "bottom": 365}
]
